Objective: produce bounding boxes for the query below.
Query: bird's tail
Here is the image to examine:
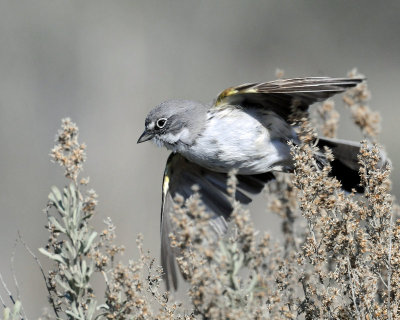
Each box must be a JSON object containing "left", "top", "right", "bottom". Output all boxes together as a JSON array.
[{"left": 316, "top": 137, "right": 389, "bottom": 192}]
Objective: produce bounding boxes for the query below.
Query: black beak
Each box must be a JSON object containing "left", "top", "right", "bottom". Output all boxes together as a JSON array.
[{"left": 137, "top": 130, "right": 154, "bottom": 144}]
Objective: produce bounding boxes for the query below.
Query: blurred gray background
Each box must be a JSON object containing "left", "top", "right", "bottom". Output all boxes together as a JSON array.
[{"left": 0, "top": 0, "right": 399, "bottom": 317}]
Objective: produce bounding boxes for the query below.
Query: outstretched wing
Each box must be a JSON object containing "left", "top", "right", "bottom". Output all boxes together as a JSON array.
[
  {"left": 161, "top": 153, "right": 274, "bottom": 290},
  {"left": 214, "top": 77, "right": 363, "bottom": 121}
]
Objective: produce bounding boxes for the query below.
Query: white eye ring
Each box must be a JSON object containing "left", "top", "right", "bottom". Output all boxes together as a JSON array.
[{"left": 156, "top": 118, "right": 167, "bottom": 129}]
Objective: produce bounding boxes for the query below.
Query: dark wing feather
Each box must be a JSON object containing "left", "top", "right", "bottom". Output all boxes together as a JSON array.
[
  {"left": 160, "top": 153, "right": 274, "bottom": 290},
  {"left": 214, "top": 77, "right": 363, "bottom": 121}
]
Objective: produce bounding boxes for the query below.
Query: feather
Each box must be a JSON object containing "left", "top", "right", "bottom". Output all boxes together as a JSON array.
[
  {"left": 160, "top": 153, "right": 274, "bottom": 290},
  {"left": 317, "top": 137, "right": 389, "bottom": 193},
  {"left": 214, "top": 77, "right": 364, "bottom": 121}
]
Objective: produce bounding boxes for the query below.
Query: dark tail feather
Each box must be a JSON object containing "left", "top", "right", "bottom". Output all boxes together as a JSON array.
[{"left": 317, "top": 137, "right": 389, "bottom": 193}]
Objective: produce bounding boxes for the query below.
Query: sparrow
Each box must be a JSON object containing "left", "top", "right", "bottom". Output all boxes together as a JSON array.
[{"left": 138, "top": 77, "right": 386, "bottom": 289}]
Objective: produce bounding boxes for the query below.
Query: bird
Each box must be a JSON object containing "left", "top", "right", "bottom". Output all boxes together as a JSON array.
[{"left": 137, "top": 77, "right": 387, "bottom": 290}]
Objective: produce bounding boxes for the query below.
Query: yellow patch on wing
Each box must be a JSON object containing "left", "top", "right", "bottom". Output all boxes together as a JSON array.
[
  {"left": 215, "top": 85, "right": 258, "bottom": 106},
  {"left": 215, "top": 87, "right": 238, "bottom": 105},
  {"left": 163, "top": 174, "right": 170, "bottom": 196}
]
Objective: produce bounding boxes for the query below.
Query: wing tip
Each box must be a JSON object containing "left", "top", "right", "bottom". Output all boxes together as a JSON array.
[{"left": 161, "top": 238, "right": 179, "bottom": 291}]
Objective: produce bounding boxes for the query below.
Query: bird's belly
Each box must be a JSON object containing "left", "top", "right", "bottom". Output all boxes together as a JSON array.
[{"left": 183, "top": 110, "right": 294, "bottom": 174}]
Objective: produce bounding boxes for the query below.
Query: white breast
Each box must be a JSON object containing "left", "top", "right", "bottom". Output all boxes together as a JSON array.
[{"left": 182, "top": 107, "right": 296, "bottom": 174}]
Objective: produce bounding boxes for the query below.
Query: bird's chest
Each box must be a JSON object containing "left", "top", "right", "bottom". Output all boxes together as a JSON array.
[{"left": 181, "top": 108, "right": 295, "bottom": 174}]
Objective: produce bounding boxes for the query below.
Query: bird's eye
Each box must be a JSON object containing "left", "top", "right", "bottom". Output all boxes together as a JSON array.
[{"left": 156, "top": 118, "right": 167, "bottom": 129}]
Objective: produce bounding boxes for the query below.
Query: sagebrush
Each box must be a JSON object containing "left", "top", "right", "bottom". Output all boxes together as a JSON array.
[{"left": 0, "top": 70, "right": 398, "bottom": 320}]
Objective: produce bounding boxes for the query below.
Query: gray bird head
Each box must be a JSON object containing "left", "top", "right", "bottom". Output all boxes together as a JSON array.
[{"left": 137, "top": 100, "right": 208, "bottom": 152}]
